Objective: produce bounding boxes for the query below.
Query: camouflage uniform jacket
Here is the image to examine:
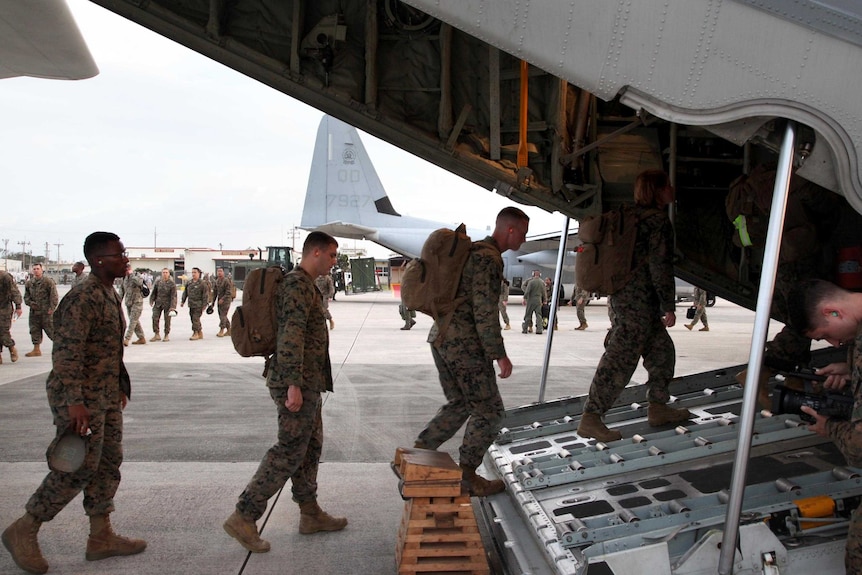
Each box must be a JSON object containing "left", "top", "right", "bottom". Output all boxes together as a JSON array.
[
  {"left": 0, "top": 271, "right": 22, "bottom": 311},
  {"left": 182, "top": 278, "right": 210, "bottom": 308},
  {"left": 46, "top": 274, "right": 129, "bottom": 411},
  {"left": 825, "top": 325, "right": 862, "bottom": 466},
  {"left": 621, "top": 205, "right": 676, "bottom": 313},
  {"left": 266, "top": 266, "right": 332, "bottom": 393},
  {"left": 149, "top": 277, "right": 177, "bottom": 309},
  {"left": 24, "top": 275, "right": 59, "bottom": 314},
  {"left": 427, "top": 236, "right": 506, "bottom": 360},
  {"left": 213, "top": 276, "right": 234, "bottom": 304},
  {"left": 118, "top": 273, "right": 144, "bottom": 307},
  {"left": 314, "top": 274, "right": 334, "bottom": 298}
]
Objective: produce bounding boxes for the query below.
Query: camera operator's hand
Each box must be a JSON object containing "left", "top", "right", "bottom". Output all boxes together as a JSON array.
[
  {"left": 817, "top": 362, "right": 850, "bottom": 391},
  {"left": 801, "top": 406, "right": 829, "bottom": 436}
]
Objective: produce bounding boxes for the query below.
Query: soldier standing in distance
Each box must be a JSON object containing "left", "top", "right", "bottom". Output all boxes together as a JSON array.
[
  {"left": 0, "top": 270, "right": 23, "bottom": 363},
  {"left": 1, "top": 232, "right": 146, "bottom": 574},
  {"left": 148, "top": 268, "right": 177, "bottom": 342},
  {"left": 213, "top": 267, "right": 234, "bottom": 337},
  {"left": 181, "top": 267, "right": 210, "bottom": 340},
  {"left": 23, "top": 263, "right": 58, "bottom": 357},
  {"left": 577, "top": 170, "right": 690, "bottom": 442},
  {"left": 314, "top": 272, "right": 335, "bottom": 330},
  {"left": 70, "top": 262, "right": 86, "bottom": 287},
  {"left": 521, "top": 269, "right": 544, "bottom": 334},
  {"left": 223, "top": 231, "right": 346, "bottom": 553},
  {"left": 118, "top": 263, "right": 146, "bottom": 346},
  {"left": 412, "top": 207, "right": 530, "bottom": 496}
]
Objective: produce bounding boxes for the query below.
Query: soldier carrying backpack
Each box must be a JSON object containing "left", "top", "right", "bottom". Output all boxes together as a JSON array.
[{"left": 406, "top": 207, "right": 531, "bottom": 497}]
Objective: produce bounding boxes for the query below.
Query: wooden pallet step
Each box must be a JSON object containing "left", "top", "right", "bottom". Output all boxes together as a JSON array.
[{"left": 395, "top": 447, "right": 462, "bottom": 483}]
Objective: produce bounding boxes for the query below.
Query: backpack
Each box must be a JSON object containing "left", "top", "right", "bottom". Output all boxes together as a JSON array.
[
  {"left": 230, "top": 266, "right": 284, "bottom": 360},
  {"left": 575, "top": 204, "right": 658, "bottom": 295},
  {"left": 400, "top": 224, "right": 474, "bottom": 320}
]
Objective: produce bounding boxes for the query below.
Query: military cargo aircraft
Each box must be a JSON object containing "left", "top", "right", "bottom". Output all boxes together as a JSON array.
[
  {"left": 299, "top": 114, "right": 578, "bottom": 294},
  {"left": 22, "top": 1, "right": 862, "bottom": 573}
]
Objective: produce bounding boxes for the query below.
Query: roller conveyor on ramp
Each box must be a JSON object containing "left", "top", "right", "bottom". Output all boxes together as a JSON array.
[{"left": 476, "top": 347, "right": 860, "bottom": 574}]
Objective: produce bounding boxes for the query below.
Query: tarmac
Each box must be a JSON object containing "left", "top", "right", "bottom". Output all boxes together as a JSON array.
[{"left": 0, "top": 284, "right": 798, "bottom": 575}]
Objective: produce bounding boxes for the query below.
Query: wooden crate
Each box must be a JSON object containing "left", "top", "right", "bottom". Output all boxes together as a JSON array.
[{"left": 396, "top": 495, "right": 490, "bottom": 574}]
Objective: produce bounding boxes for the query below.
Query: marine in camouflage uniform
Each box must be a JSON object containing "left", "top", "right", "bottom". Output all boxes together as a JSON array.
[
  {"left": 579, "top": 171, "right": 689, "bottom": 442},
  {"left": 0, "top": 270, "right": 23, "bottom": 363},
  {"left": 314, "top": 273, "right": 335, "bottom": 330},
  {"left": 1, "top": 232, "right": 145, "bottom": 574},
  {"left": 148, "top": 268, "right": 177, "bottom": 341},
  {"left": 571, "top": 286, "right": 590, "bottom": 330},
  {"left": 785, "top": 280, "right": 862, "bottom": 574},
  {"left": 224, "top": 231, "right": 344, "bottom": 554},
  {"left": 521, "top": 272, "right": 545, "bottom": 334},
  {"left": 23, "top": 264, "right": 59, "bottom": 355},
  {"left": 685, "top": 286, "right": 709, "bottom": 331},
  {"left": 413, "top": 207, "right": 529, "bottom": 497},
  {"left": 181, "top": 267, "right": 210, "bottom": 340},
  {"left": 213, "top": 268, "right": 234, "bottom": 336},
  {"left": 499, "top": 279, "right": 510, "bottom": 329},
  {"left": 118, "top": 264, "right": 145, "bottom": 345}
]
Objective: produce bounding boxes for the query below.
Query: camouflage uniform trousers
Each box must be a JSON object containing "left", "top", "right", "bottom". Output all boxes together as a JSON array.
[
  {"left": 26, "top": 405, "right": 123, "bottom": 521},
  {"left": 416, "top": 343, "right": 505, "bottom": 470},
  {"left": 690, "top": 305, "right": 708, "bottom": 328},
  {"left": 29, "top": 311, "right": 54, "bottom": 344},
  {"left": 236, "top": 387, "right": 322, "bottom": 521},
  {"left": 399, "top": 304, "right": 416, "bottom": 322},
  {"left": 124, "top": 301, "right": 145, "bottom": 342},
  {"left": 522, "top": 301, "right": 543, "bottom": 333},
  {"left": 576, "top": 302, "right": 587, "bottom": 324},
  {"left": 584, "top": 295, "right": 675, "bottom": 415},
  {"left": 0, "top": 304, "right": 15, "bottom": 348},
  {"left": 848, "top": 502, "right": 862, "bottom": 574},
  {"left": 188, "top": 305, "right": 204, "bottom": 333},
  {"left": 152, "top": 304, "right": 172, "bottom": 335},
  {"left": 217, "top": 300, "right": 231, "bottom": 330},
  {"left": 498, "top": 301, "right": 509, "bottom": 325}
]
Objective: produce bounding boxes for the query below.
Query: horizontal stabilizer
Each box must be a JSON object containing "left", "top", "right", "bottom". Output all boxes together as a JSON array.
[{"left": 305, "top": 221, "right": 379, "bottom": 241}]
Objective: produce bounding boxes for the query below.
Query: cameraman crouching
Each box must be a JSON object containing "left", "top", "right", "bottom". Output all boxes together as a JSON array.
[{"left": 789, "top": 278, "right": 862, "bottom": 574}]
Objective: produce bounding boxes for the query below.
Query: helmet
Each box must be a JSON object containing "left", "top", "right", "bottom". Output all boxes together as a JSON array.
[{"left": 48, "top": 429, "right": 89, "bottom": 473}]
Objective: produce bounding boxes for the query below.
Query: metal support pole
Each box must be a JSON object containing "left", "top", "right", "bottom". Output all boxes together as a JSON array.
[
  {"left": 717, "top": 121, "right": 796, "bottom": 574},
  {"left": 538, "top": 215, "right": 571, "bottom": 403}
]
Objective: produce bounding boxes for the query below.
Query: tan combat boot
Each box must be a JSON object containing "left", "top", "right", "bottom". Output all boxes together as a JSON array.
[
  {"left": 685, "top": 324, "right": 694, "bottom": 330},
  {"left": 328, "top": 319, "right": 335, "bottom": 330},
  {"left": 189, "top": 331, "right": 201, "bottom": 341},
  {"left": 10, "top": 346, "right": 19, "bottom": 362},
  {"left": 1, "top": 513, "right": 49, "bottom": 574},
  {"left": 298, "top": 501, "right": 347, "bottom": 534},
  {"left": 224, "top": 327, "right": 231, "bottom": 337},
  {"left": 24, "top": 344, "right": 41, "bottom": 358},
  {"left": 123, "top": 339, "right": 130, "bottom": 347},
  {"left": 504, "top": 323, "right": 511, "bottom": 330},
  {"left": 217, "top": 328, "right": 225, "bottom": 337},
  {"left": 577, "top": 412, "right": 622, "bottom": 442},
  {"left": 149, "top": 333, "right": 161, "bottom": 342},
  {"left": 132, "top": 337, "right": 146, "bottom": 345},
  {"left": 460, "top": 465, "right": 505, "bottom": 497},
  {"left": 85, "top": 514, "right": 147, "bottom": 561},
  {"left": 574, "top": 322, "right": 588, "bottom": 331},
  {"left": 736, "top": 367, "right": 774, "bottom": 409},
  {"left": 162, "top": 334, "right": 170, "bottom": 342},
  {"left": 223, "top": 510, "right": 270, "bottom": 553},
  {"left": 647, "top": 402, "right": 691, "bottom": 427}
]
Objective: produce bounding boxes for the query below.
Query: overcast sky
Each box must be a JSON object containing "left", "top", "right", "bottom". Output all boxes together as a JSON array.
[{"left": 0, "top": 0, "right": 562, "bottom": 264}]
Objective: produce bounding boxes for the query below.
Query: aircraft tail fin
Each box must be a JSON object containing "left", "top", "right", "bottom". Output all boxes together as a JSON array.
[{"left": 300, "top": 115, "right": 402, "bottom": 236}]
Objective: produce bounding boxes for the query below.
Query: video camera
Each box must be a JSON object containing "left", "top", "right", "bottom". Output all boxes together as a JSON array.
[{"left": 771, "top": 384, "right": 854, "bottom": 423}]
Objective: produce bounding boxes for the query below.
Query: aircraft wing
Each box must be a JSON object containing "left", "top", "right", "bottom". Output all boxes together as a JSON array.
[
  {"left": 302, "top": 221, "right": 379, "bottom": 241},
  {"left": 0, "top": 0, "right": 98, "bottom": 80}
]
